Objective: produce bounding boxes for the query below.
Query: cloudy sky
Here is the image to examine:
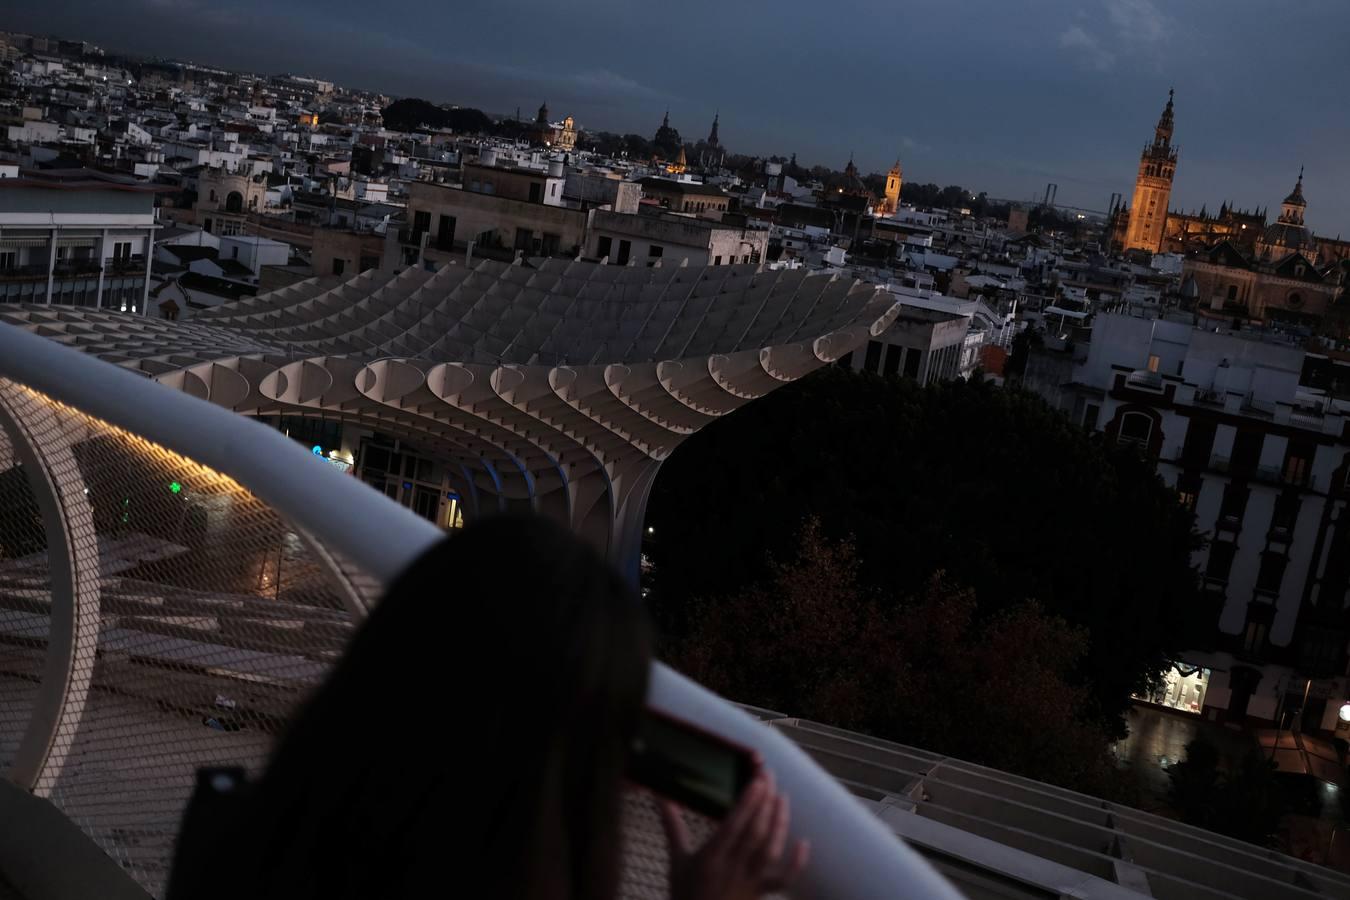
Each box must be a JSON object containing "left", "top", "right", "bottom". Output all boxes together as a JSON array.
[{"left": 10, "top": 0, "right": 1350, "bottom": 232}]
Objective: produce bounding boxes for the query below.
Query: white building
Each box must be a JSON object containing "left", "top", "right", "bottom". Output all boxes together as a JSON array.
[
  {"left": 1039, "top": 313, "right": 1350, "bottom": 735},
  {"left": 0, "top": 168, "right": 159, "bottom": 312},
  {"left": 217, "top": 234, "right": 290, "bottom": 278}
]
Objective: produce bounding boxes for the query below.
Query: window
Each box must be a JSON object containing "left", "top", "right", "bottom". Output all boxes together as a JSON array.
[
  {"left": 1288, "top": 292, "right": 1304, "bottom": 308},
  {"left": 231, "top": 246, "right": 239, "bottom": 259},
  {"left": 332, "top": 258, "right": 345, "bottom": 276},
  {"left": 437, "top": 214, "right": 456, "bottom": 250},
  {"left": 1243, "top": 619, "right": 1269, "bottom": 656},
  {"left": 1147, "top": 354, "right": 1160, "bottom": 373},
  {"left": 648, "top": 245, "right": 664, "bottom": 259},
  {"left": 1230, "top": 430, "right": 1264, "bottom": 475},
  {"left": 225, "top": 191, "right": 243, "bottom": 213},
  {"left": 541, "top": 233, "right": 561, "bottom": 256},
  {"left": 514, "top": 228, "right": 533, "bottom": 252},
  {"left": 411, "top": 210, "right": 431, "bottom": 242},
  {"left": 1227, "top": 284, "right": 1238, "bottom": 301},
  {"left": 1219, "top": 483, "right": 1248, "bottom": 521},
  {"left": 209, "top": 189, "right": 216, "bottom": 202},
  {"left": 883, "top": 344, "right": 904, "bottom": 376},
  {"left": 113, "top": 241, "right": 133, "bottom": 261},
  {"left": 1206, "top": 541, "right": 1236, "bottom": 581},
  {"left": 528, "top": 183, "right": 542, "bottom": 203},
  {"left": 549, "top": 183, "right": 556, "bottom": 197},
  {"left": 862, "top": 341, "right": 883, "bottom": 374},
  {"left": 0, "top": 250, "right": 14, "bottom": 270},
  {"left": 1118, "top": 411, "right": 1153, "bottom": 448},
  {"left": 713, "top": 255, "right": 722, "bottom": 266},
  {"left": 1181, "top": 418, "right": 1217, "bottom": 468},
  {"left": 1283, "top": 446, "right": 1312, "bottom": 486},
  {"left": 1083, "top": 403, "right": 1101, "bottom": 430},
  {"left": 903, "top": 347, "right": 922, "bottom": 378},
  {"left": 1271, "top": 492, "right": 1300, "bottom": 533},
  {"left": 617, "top": 240, "right": 631, "bottom": 265},
  {"left": 1256, "top": 552, "right": 1287, "bottom": 594},
  {"left": 596, "top": 236, "right": 612, "bottom": 259},
  {"left": 742, "top": 255, "right": 750, "bottom": 264}
]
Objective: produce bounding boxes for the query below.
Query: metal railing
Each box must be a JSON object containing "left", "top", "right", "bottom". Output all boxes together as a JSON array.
[{"left": 0, "top": 320, "right": 959, "bottom": 900}]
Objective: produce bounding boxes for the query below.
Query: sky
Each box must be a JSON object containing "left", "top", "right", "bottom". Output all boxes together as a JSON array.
[{"left": 9, "top": 0, "right": 1350, "bottom": 233}]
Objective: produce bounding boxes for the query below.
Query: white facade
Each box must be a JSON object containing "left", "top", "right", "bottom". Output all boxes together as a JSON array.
[
  {"left": 1056, "top": 314, "right": 1350, "bottom": 733},
  {"left": 217, "top": 235, "right": 290, "bottom": 277},
  {"left": 0, "top": 173, "right": 159, "bottom": 312}
]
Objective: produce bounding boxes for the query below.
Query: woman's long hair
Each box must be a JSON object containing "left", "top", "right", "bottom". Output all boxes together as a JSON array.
[{"left": 173, "top": 515, "right": 652, "bottom": 900}]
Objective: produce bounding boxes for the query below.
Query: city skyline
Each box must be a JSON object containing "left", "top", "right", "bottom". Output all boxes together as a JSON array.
[{"left": 6, "top": 0, "right": 1350, "bottom": 235}]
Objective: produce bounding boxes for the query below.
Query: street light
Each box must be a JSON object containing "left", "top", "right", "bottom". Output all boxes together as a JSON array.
[{"left": 1339, "top": 702, "right": 1350, "bottom": 723}]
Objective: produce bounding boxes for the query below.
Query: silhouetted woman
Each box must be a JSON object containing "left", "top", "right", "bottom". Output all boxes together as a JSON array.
[{"left": 169, "top": 515, "right": 805, "bottom": 900}]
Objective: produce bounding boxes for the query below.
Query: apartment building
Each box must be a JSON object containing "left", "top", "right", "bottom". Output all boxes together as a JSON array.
[
  {"left": 0, "top": 167, "right": 160, "bottom": 312},
  {"left": 1039, "top": 314, "right": 1350, "bottom": 735},
  {"left": 585, "top": 208, "right": 766, "bottom": 267}
]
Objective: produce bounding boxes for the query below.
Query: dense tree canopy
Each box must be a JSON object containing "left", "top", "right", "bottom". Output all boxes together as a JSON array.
[
  {"left": 646, "top": 370, "right": 1210, "bottom": 736},
  {"left": 380, "top": 98, "right": 493, "bottom": 134},
  {"left": 666, "top": 520, "right": 1134, "bottom": 796}
]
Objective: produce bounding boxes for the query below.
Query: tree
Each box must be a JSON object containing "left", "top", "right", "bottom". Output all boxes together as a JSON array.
[
  {"left": 380, "top": 98, "right": 493, "bottom": 134},
  {"left": 647, "top": 369, "right": 1208, "bottom": 736},
  {"left": 666, "top": 519, "right": 1130, "bottom": 796}
]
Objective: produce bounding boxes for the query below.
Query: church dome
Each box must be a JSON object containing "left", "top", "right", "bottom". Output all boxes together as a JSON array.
[{"left": 1259, "top": 221, "right": 1316, "bottom": 256}]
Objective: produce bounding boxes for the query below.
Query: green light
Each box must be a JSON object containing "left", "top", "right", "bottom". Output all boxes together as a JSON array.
[{"left": 169, "top": 482, "right": 182, "bottom": 494}]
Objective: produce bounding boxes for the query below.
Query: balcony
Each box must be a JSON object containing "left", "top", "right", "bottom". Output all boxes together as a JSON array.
[
  {"left": 0, "top": 259, "right": 146, "bottom": 283},
  {"left": 397, "top": 226, "right": 427, "bottom": 246},
  {"left": 107, "top": 255, "right": 147, "bottom": 275}
]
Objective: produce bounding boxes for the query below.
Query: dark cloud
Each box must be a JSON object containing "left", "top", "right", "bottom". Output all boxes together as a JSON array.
[{"left": 9, "top": 0, "right": 1349, "bottom": 232}]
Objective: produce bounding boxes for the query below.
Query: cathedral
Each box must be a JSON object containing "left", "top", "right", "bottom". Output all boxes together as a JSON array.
[
  {"left": 1119, "top": 89, "right": 1177, "bottom": 253},
  {"left": 1107, "top": 91, "right": 1347, "bottom": 266},
  {"left": 529, "top": 102, "right": 576, "bottom": 151},
  {"left": 1181, "top": 169, "right": 1341, "bottom": 328}
]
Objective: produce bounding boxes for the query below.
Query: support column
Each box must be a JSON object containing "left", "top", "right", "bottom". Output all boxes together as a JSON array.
[
  {"left": 95, "top": 228, "right": 107, "bottom": 310},
  {"left": 141, "top": 226, "right": 154, "bottom": 316},
  {"left": 45, "top": 226, "right": 57, "bottom": 305},
  {"left": 0, "top": 381, "right": 102, "bottom": 797},
  {"left": 608, "top": 459, "right": 662, "bottom": 588}
]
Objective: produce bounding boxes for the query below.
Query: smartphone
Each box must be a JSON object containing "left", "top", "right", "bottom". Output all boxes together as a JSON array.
[{"left": 628, "top": 708, "right": 758, "bottom": 819}]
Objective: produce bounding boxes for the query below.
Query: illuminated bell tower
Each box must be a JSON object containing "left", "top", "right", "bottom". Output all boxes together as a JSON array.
[
  {"left": 881, "top": 159, "right": 902, "bottom": 215},
  {"left": 1124, "top": 89, "right": 1178, "bottom": 254}
]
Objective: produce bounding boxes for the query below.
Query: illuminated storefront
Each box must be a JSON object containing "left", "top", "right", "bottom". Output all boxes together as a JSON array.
[{"left": 1134, "top": 662, "right": 1211, "bottom": 715}]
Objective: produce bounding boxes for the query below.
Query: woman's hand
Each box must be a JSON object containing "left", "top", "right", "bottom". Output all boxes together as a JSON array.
[{"left": 660, "top": 771, "right": 809, "bottom": 900}]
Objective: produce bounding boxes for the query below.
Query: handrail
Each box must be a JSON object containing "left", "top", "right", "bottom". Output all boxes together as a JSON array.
[
  {"left": 0, "top": 321, "right": 439, "bottom": 584},
  {"left": 0, "top": 319, "right": 962, "bottom": 899}
]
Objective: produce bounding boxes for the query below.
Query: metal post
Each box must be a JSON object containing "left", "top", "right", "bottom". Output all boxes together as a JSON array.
[
  {"left": 95, "top": 228, "right": 107, "bottom": 309},
  {"left": 140, "top": 226, "right": 154, "bottom": 316},
  {"left": 45, "top": 226, "right": 57, "bottom": 304}
]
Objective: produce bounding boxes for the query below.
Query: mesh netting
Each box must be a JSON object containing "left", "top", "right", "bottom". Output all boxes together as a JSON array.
[
  {"left": 0, "top": 379, "right": 377, "bottom": 897},
  {"left": 619, "top": 788, "right": 714, "bottom": 899},
  {"left": 0, "top": 417, "right": 51, "bottom": 776},
  {"left": 0, "top": 376, "right": 716, "bottom": 900}
]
